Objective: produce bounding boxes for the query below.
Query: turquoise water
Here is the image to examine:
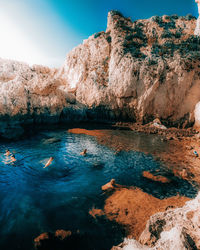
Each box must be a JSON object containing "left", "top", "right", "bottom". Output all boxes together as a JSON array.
[{"left": 0, "top": 127, "right": 197, "bottom": 250}]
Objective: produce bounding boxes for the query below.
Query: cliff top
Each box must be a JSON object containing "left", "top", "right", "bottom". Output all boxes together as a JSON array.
[{"left": 96, "top": 11, "right": 200, "bottom": 61}]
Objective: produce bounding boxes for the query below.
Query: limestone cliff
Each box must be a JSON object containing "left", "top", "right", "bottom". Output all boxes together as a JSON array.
[
  {"left": 1, "top": 11, "right": 200, "bottom": 139},
  {"left": 0, "top": 58, "right": 86, "bottom": 138},
  {"left": 60, "top": 11, "right": 200, "bottom": 126}
]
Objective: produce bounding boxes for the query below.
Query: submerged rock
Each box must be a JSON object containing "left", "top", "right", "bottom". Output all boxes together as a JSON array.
[
  {"left": 142, "top": 171, "right": 171, "bottom": 183},
  {"left": 34, "top": 230, "right": 72, "bottom": 250},
  {"left": 103, "top": 186, "right": 189, "bottom": 239},
  {"left": 112, "top": 192, "right": 200, "bottom": 249},
  {"left": 41, "top": 137, "right": 61, "bottom": 144}
]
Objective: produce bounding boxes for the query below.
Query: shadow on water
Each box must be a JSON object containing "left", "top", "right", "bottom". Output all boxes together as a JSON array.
[{"left": 0, "top": 127, "right": 198, "bottom": 250}]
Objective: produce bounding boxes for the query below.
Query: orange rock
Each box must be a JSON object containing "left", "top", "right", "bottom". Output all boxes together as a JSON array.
[
  {"left": 55, "top": 229, "right": 71, "bottom": 240},
  {"left": 103, "top": 187, "right": 190, "bottom": 239},
  {"left": 102, "top": 179, "right": 116, "bottom": 191},
  {"left": 34, "top": 232, "right": 49, "bottom": 248},
  {"left": 142, "top": 171, "right": 171, "bottom": 183},
  {"left": 89, "top": 208, "right": 105, "bottom": 219}
]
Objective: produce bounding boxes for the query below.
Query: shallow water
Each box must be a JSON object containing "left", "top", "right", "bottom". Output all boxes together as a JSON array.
[{"left": 0, "top": 127, "right": 197, "bottom": 250}]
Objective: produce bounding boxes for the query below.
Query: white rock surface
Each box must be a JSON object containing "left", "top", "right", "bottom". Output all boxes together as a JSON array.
[
  {"left": 0, "top": 58, "right": 86, "bottom": 138},
  {"left": 60, "top": 12, "right": 199, "bottom": 126},
  {"left": 195, "top": 0, "right": 200, "bottom": 36},
  {"left": 194, "top": 101, "right": 200, "bottom": 130},
  {"left": 1, "top": 12, "right": 200, "bottom": 138}
]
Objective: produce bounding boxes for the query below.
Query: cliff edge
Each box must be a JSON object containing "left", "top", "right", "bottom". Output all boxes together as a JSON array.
[{"left": 60, "top": 11, "right": 200, "bottom": 127}]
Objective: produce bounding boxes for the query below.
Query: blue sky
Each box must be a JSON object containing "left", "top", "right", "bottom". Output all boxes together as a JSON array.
[{"left": 0, "top": 0, "right": 198, "bottom": 67}]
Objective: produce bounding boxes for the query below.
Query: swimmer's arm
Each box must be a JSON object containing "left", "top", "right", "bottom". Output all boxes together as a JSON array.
[
  {"left": 2, "top": 160, "right": 13, "bottom": 164},
  {"left": 43, "top": 163, "right": 49, "bottom": 168},
  {"left": 43, "top": 160, "right": 51, "bottom": 168}
]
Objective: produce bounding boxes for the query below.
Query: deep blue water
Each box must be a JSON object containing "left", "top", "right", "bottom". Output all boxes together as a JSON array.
[{"left": 0, "top": 127, "right": 197, "bottom": 250}]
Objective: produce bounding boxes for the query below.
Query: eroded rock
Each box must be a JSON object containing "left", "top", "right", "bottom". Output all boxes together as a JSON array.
[
  {"left": 0, "top": 59, "right": 87, "bottom": 139},
  {"left": 60, "top": 11, "right": 199, "bottom": 127},
  {"left": 1, "top": 12, "right": 200, "bottom": 137}
]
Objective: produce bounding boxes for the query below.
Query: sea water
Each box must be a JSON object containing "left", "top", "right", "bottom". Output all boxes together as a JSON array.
[{"left": 0, "top": 127, "right": 197, "bottom": 250}]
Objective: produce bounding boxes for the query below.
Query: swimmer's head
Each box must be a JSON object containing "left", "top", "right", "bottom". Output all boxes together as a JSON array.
[
  {"left": 11, "top": 155, "right": 15, "bottom": 158},
  {"left": 83, "top": 149, "right": 87, "bottom": 154},
  {"left": 111, "top": 179, "right": 116, "bottom": 185},
  {"left": 50, "top": 157, "right": 54, "bottom": 160},
  {"left": 6, "top": 149, "right": 10, "bottom": 152}
]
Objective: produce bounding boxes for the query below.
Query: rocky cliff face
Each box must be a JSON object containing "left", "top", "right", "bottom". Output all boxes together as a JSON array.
[
  {"left": 1, "top": 11, "right": 200, "bottom": 139},
  {"left": 61, "top": 11, "right": 200, "bottom": 126},
  {"left": 0, "top": 58, "right": 86, "bottom": 138}
]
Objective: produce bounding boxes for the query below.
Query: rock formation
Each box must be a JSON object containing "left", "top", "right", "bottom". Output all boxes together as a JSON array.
[
  {"left": 195, "top": 0, "right": 200, "bottom": 35},
  {"left": 60, "top": 11, "right": 200, "bottom": 127},
  {"left": 1, "top": 11, "right": 200, "bottom": 138},
  {"left": 112, "top": 192, "right": 200, "bottom": 249},
  {"left": 0, "top": 58, "right": 87, "bottom": 139}
]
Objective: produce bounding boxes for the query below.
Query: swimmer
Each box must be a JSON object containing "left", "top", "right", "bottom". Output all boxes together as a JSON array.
[
  {"left": 80, "top": 149, "right": 87, "bottom": 156},
  {"left": 10, "top": 155, "right": 17, "bottom": 163},
  {"left": 2, "top": 150, "right": 13, "bottom": 164},
  {"left": 43, "top": 157, "right": 54, "bottom": 168},
  {"left": 3, "top": 154, "right": 17, "bottom": 165},
  {"left": 4, "top": 149, "right": 11, "bottom": 156}
]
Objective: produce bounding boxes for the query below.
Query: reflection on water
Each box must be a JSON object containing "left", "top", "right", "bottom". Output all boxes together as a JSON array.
[{"left": 0, "top": 127, "right": 197, "bottom": 250}]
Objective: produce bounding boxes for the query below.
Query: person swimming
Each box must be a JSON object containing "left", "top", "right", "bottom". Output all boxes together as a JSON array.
[
  {"left": 4, "top": 149, "right": 11, "bottom": 156},
  {"left": 3, "top": 154, "right": 17, "bottom": 165},
  {"left": 10, "top": 155, "right": 17, "bottom": 165},
  {"left": 43, "top": 157, "right": 54, "bottom": 168},
  {"left": 80, "top": 149, "right": 87, "bottom": 156},
  {"left": 10, "top": 154, "right": 17, "bottom": 163}
]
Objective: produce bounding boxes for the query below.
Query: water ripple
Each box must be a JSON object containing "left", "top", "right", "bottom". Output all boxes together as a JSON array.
[{"left": 0, "top": 128, "right": 197, "bottom": 250}]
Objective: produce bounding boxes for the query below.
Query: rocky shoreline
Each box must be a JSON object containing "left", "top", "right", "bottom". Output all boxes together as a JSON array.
[
  {"left": 31, "top": 124, "right": 200, "bottom": 249},
  {"left": 68, "top": 124, "right": 200, "bottom": 249},
  {"left": 103, "top": 123, "right": 200, "bottom": 249},
  {"left": 112, "top": 191, "right": 200, "bottom": 249},
  {"left": 129, "top": 121, "right": 200, "bottom": 186}
]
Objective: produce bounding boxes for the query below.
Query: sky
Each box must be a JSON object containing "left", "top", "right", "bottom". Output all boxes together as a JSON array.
[{"left": 0, "top": 0, "right": 198, "bottom": 67}]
